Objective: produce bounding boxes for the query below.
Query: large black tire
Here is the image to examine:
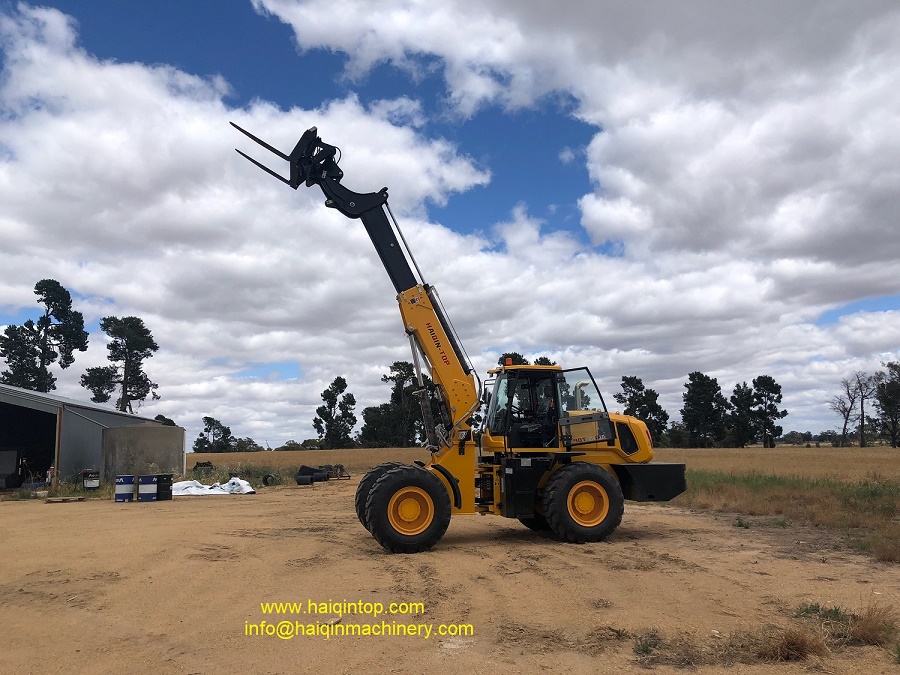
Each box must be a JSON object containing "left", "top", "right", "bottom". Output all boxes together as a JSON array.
[
  {"left": 542, "top": 463, "right": 624, "bottom": 543},
  {"left": 355, "top": 462, "right": 406, "bottom": 531},
  {"left": 365, "top": 465, "right": 451, "bottom": 554},
  {"left": 518, "top": 512, "right": 551, "bottom": 531}
]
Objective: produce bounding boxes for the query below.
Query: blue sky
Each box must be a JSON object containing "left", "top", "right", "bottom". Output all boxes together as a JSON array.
[
  {"left": 1, "top": 1, "right": 898, "bottom": 443},
  {"left": 32, "top": 1, "right": 596, "bottom": 241},
  {"left": 815, "top": 295, "right": 900, "bottom": 327}
]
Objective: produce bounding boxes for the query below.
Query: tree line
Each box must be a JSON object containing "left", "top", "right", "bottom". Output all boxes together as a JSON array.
[
  {"left": 607, "top": 367, "right": 898, "bottom": 449},
  {"left": 192, "top": 361, "right": 444, "bottom": 452},
  {"left": 191, "top": 355, "right": 853, "bottom": 452},
  {"left": 618, "top": 372, "right": 788, "bottom": 448},
  {"left": 268, "top": 352, "right": 900, "bottom": 449},
  {"left": 209, "top": 352, "right": 788, "bottom": 451},
  {"left": 288, "top": 360, "right": 790, "bottom": 450},
  {"left": 8, "top": 283, "right": 887, "bottom": 448},
  {"left": 0, "top": 279, "right": 160, "bottom": 412},
  {"left": 146, "top": 359, "right": 900, "bottom": 452},
  {"left": 477, "top": 355, "right": 790, "bottom": 449},
  {"left": 828, "top": 364, "right": 900, "bottom": 447}
]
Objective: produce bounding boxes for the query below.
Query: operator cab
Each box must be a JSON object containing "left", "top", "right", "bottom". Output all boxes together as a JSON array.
[{"left": 483, "top": 367, "right": 614, "bottom": 452}]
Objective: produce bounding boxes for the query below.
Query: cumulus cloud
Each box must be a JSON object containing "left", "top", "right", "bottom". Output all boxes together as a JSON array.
[
  {"left": 256, "top": 0, "right": 900, "bottom": 263},
  {"left": 0, "top": 5, "right": 490, "bottom": 443},
  {"left": 2, "top": 2, "right": 898, "bottom": 445},
  {"left": 248, "top": 0, "right": 900, "bottom": 434}
]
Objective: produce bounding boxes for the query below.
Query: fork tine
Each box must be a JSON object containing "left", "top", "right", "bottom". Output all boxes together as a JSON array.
[
  {"left": 230, "top": 121, "right": 290, "bottom": 161},
  {"left": 234, "top": 149, "right": 293, "bottom": 187}
]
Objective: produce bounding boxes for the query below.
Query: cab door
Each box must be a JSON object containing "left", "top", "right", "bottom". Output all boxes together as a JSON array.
[
  {"left": 554, "top": 368, "right": 614, "bottom": 449},
  {"left": 483, "top": 371, "right": 560, "bottom": 450}
]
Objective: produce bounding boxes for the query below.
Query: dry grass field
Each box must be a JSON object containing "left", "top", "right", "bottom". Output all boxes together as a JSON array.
[
  {"left": 188, "top": 445, "right": 900, "bottom": 483},
  {"left": 189, "top": 447, "right": 433, "bottom": 477},
  {"left": 654, "top": 446, "right": 900, "bottom": 482}
]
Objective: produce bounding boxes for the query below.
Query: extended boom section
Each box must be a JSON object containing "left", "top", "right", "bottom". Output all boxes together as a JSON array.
[
  {"left": 233, "top": 123, "right": 686, "bottom": 554},
  {"left": 231, "top": 122, "right": 475, "bottom": 423}
]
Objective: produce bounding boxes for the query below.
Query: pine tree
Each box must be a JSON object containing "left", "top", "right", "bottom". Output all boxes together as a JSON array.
[
  {"left": 613, "top": 375, "right": 670, "bottom": 441},
  {"left": 680, "top": 371, "right": 730, "bottom": 448},
  {"left": 312, "top": 376, "right": 357, "bottom": 449},
  {"left": 751, "top": 375, "right": 787, "bottom": 448},
  {"left": 729, "top": 382, "right": 755, "bottom": 447},
  {"left": 0, "top": 279, "right": 88, "bottom": 391},
  {"left": 80, "top": 316, "right": 159, "bottom": 412}
]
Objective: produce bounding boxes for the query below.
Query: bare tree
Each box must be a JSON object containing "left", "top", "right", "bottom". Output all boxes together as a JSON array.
[{"left": 829, "top": 377, "right": 859, "bottom": 447}]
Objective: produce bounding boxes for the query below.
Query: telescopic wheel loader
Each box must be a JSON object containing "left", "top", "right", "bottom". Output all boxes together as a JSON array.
[{"left": 232, "top": 123, "right": 687, "bottom": 553}]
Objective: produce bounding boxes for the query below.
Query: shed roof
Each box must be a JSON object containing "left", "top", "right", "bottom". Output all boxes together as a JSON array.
[{"left": 0, "top": 382, "right": 159, "bottom": 422}]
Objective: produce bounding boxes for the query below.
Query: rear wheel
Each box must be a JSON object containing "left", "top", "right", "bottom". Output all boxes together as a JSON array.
[
  {"left": 543, "top": 463, "right": 624, "bottom": 543},
  {"left": 355, "top": 462, "right": 405, "bottom": 531},
  {"left": 365, "top": 466, "right": 451, "bottom": 553}
]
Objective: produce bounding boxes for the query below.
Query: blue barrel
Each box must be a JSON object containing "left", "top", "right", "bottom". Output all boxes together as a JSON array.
[
  {"left": 115, "top": 475, "right": 135, "bottom": 502},
  {"left": 137, "top": 475, "right": 158, "bottom": 502}
]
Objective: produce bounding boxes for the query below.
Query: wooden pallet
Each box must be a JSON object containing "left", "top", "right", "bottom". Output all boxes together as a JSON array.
[{"left": 44, "top": 496, "right": 86, "bottom": 504}]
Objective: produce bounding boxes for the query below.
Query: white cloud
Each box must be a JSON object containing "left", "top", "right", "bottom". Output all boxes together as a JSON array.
[
  {"left": 255, "top": 0, "right": 900, "bottom": 262},
  {"left": 0, "top": 5, "right": 490, "bottom": 443},
  {"left": 1, "top": 2, "right": 898, "bottom": 446},
  {"left": 246, "top": 0, "right": 900, "bottom": 435}
]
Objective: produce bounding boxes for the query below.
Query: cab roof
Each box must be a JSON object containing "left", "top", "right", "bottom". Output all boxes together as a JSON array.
[{"left": 487, "top": 364, "right": 563, "bottom": 375}]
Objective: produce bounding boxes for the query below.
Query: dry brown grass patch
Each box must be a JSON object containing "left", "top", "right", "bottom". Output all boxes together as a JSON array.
[
  {"left": 849, "top": 599, "right": 899, "bottom": 646},
  {"left": 871, "top": 522, "right": 900, "bottom": 562},
  {"left": 796, "top": 599, "right": 898, "bottom": 651},
  {"left": 755, "top": 625, "right": 828, "bottom": 662},
  {"left": 591, "top": 608, "right": 893, "bottom": 668},
  {"left": 627, "top": 620, "right": 895, "bottom": 667}
]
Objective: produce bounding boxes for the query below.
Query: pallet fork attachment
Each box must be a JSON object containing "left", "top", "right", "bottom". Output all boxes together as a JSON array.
[
  {"left": 230, "top": 122, "right": 342, "bottom": 188},
  {"left": 231, "top": 122, "right": 389, "bottom": 219}
]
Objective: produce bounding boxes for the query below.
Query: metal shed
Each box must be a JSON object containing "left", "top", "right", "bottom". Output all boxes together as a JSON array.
[{"left": 0, "top": 383, "right": 183, "bottom": 486}]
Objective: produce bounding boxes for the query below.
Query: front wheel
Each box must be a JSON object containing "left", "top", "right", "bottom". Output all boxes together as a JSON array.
[
  {"left": 355, "top": 462, "right": 405, "bottom": 531},
  {"left": 365, "top": 466, "right": 451, "bottom": 553},
  {"left": 542, "top": 463, "right": 624, "bottom": 543}
]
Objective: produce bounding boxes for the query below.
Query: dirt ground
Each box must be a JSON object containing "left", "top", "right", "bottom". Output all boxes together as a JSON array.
[{"left": 2, "top": 475, "right": 898, "bottom": 674}]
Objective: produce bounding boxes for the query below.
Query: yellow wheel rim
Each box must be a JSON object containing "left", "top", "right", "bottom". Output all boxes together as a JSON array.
[
  {"left": 567, "top": 480, "right": 609, "bottom": 527},
  {"left": 387, "top": 486, "right": 434, "bottom": 536}
]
